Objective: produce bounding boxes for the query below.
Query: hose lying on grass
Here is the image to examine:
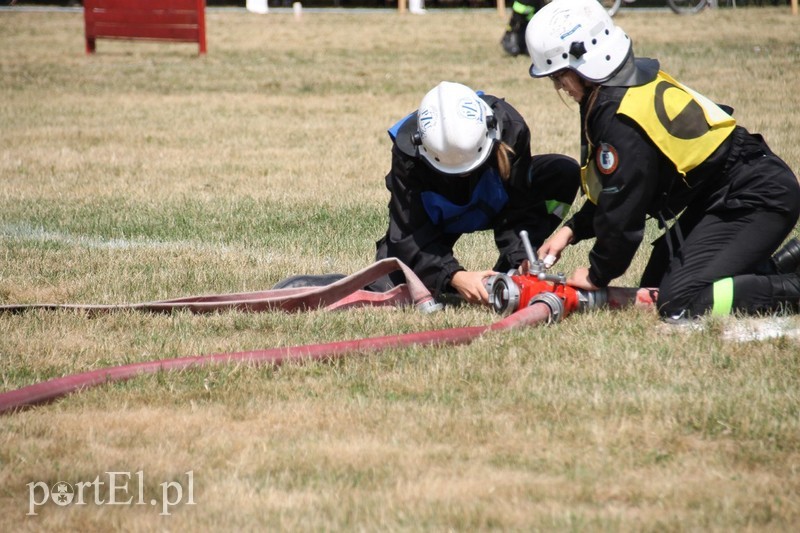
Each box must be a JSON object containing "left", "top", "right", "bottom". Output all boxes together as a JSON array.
[
  {"left": 0, "top": 301, "right": 557, "bottom": 414},
  {"left": 0, "top": 257, "right": 657, "bottom": 414},
  {"left": 0, "top": 258, "right": 441, "bottom": 315}
]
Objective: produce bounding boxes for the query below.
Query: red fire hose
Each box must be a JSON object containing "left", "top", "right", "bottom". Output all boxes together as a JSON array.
[
  {"left": 0, "top": 302, "right": 553, "bottom": 414},
  {"left": 0, "top": 258, "right": 440, "bottom": 315},
  {"left": 0, "top": 254, "right": 658, "bottom": 414}
]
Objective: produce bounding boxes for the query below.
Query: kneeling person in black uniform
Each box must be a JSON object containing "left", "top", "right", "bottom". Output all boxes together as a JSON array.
[
  {"left": 526, "top": 0, "right": 800, "bottom": 319},
  {"left": 373, "top": 81, "right": 580, "bottom": 305}
]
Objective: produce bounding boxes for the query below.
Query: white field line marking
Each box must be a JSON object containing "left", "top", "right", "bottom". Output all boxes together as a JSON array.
[
  {"left": 721, "top": 317, "right": 800, "bottom": 343},
  {"left": 0, "top": 222, "right": 276, "bottom": 259},
  {"left": 659, "top": 315, "right": 800, "bottom": 343}
]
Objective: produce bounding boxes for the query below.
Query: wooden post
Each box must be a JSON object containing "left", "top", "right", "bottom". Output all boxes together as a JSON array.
[
  {"left": 398, "top": 0, "right": 406, "bottom": 14},
  {"left": 792, "top": 0, "right": 798, "bottom": 16}
]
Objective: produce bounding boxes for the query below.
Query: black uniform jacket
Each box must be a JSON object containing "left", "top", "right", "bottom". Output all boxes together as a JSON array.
[
  {"left": 377, "top": 95, "right": 533, "bottom": 297},
  {"left": 565, "top": 82, "right": 798, "bottom": 287}
]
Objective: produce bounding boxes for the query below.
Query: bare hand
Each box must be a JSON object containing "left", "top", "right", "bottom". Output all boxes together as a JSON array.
[
  {"left": 566, "top": 267, "right": 599, "bottom": 291},
  {"left": 450, "top": 270, "right": 496, "bottom": 305},
  {"left": 537, "top": 226, "right": 574, "bottom": 269}
]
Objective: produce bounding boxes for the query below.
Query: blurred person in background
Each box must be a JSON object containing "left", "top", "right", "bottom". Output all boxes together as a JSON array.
[
  {"left": 372, "top": 81, "right": 580, "bottom": 305},
  {"left": 501, "top": 0, "right": 546, "bottom": 57},
  {"left": 525, "top": 0, "right": 800, "bottom": 319}
]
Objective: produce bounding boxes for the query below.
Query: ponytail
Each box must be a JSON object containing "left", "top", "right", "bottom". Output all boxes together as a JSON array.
[{"left": 495, "top": 141, "right": 515, "bottom": 181}]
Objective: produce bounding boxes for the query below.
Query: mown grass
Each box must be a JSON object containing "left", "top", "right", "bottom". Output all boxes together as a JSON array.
[{"left": 1, "top": 6, "right": 799, "bottom": 531}]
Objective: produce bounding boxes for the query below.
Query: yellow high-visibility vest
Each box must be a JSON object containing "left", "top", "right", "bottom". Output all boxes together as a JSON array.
[{"left": 581, "top": 71, "right": 736, "bottom": 204}]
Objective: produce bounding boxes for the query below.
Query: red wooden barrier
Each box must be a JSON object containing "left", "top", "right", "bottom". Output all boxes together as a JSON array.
[{"left": 84, "top": 0, "right": 207, "bottom": 55}]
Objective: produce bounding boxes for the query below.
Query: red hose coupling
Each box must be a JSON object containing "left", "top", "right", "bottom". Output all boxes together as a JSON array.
[{"left": 486, "top": 273, "right": 583, "bottom": 319}]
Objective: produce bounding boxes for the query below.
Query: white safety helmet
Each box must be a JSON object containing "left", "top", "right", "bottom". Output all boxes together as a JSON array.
[
  {"left": 415, "top": 81, "right": 500, "bottom": 175},
  {"left": 526, "top": 0, "right": 631, "bottom": 83}
]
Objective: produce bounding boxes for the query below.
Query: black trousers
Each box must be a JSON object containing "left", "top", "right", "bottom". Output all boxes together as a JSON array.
[
  {"left": 492, "top": 154, "right": 581, "bottom": 272},
  {"left": 641, "top": 131, "right": 800, "bottom": 318},
  {"left": 642, "top": 207, "right": 798, "bottom": 317}
]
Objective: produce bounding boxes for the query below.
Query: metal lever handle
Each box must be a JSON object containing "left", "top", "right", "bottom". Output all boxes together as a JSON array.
[
  {"left": 519, "top": 230, "right": 567, "bottom": 284},
  {"left": 519, "top": 230, "right": 537, "bottom": 266}
]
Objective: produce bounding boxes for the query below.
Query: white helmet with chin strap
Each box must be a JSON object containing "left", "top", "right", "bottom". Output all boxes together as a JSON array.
[
  {"left": 414, "top": 81, "right": 500, "bottom": 175},
  {"left": 526, "top": 0, "right": 631, "bottom": 83}
]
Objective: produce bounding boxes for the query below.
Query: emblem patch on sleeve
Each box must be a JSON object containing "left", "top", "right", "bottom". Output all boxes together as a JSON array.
[{"left": 596, "top": 143, "right": 619, "bottom": 175}]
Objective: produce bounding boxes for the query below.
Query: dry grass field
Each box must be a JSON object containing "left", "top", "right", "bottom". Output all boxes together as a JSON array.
[{"left": 1, "top": 5, "right": 799, "bottom": 531}]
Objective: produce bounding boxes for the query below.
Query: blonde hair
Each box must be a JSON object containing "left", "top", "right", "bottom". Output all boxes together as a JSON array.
[{"left": 495, "top": 141, "right": 515, "bottom": 181}]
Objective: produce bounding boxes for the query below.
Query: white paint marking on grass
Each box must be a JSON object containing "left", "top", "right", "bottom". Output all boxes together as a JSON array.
[
  {"left": 659, "top": 315, "right": 800, "bottom": 343},
  {"left": 721, "top": 317, "right": 800, "bottom": 343},
  {"left": 0, "top": 222, "right": 272, "bottom": 258}
]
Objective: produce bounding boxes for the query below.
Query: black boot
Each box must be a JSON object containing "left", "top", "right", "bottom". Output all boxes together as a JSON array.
[
  {"left": 769, "top": 273, "right": 800, "bottom": 312},
  {"left": 771, "top": 237, "right": 800, "bottom": 274},
  {"left": 501, "top": 29, "right": 522, "bottom": 56},
  {"left": 500, "top": 13, "right": 528, "bottom": 57}
]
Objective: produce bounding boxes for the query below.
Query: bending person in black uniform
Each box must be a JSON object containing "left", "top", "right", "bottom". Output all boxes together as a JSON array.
[
  {"left": 525, "top": 0, "right": 800, "bottom": 319},
  {"left": 373, "top": 81, "right": 580, "bottom": 305}
]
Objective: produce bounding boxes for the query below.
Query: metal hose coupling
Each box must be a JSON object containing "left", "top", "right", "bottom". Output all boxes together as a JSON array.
[
  {"left": 529, "top": 287, "right": 609, "bottom": 322},
  {"left": 486, "top": 272, "right": 520, "bottom": 315},
  {"left": 575, "top": 287, "right": 608, "bottom": 312},
  {"left": 416, "top": 297, "right": 444, "bottom": 314},
  {"left": 527, "top": 291, "right": 565, "bottom": 323}
]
